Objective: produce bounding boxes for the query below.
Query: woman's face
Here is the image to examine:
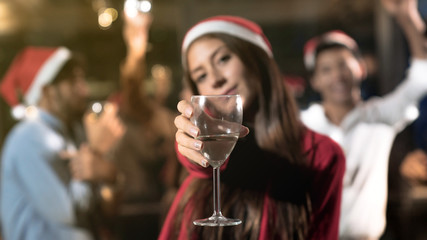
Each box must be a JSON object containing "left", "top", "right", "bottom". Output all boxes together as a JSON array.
[{"left": 186, "top": 37, "right": 257, "bottom": 109}]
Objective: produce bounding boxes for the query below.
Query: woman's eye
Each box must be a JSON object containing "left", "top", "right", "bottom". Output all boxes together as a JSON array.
[
  {"left": 218, "top": 54, "right": 231, "bottom": 64},
  {"left": 194, "top": 73, "right": 207, "bottom": 83}
]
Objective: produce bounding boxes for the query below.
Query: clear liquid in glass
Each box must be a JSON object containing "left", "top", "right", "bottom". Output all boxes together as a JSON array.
[{"left": 197, "top": 133, "right": 239, "bottom": 168}]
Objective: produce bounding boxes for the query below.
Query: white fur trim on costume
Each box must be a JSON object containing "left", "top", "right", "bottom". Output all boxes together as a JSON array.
[
  {"left": 182, "top": 20, "right": 273, "bottom": 57},
  {"left": 25, "top": 47, "right": 71, "bottom": 106}
]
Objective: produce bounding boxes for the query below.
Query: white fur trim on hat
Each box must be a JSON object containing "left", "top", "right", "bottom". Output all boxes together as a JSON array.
[
  {"left": 182, "top": 20, "right": 273, "bottom": 57},
  {"left": 25, "top": 47, "right": 71, "bottom": 106},
  {"left": 303, "top": 30, "right": 358, "bottom": 71}
]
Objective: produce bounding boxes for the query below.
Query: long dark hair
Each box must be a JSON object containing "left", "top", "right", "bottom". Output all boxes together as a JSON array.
[
  {"left": 183, "top": 33, "right": 303, "bottom": 163},
  {"left": 177, "top": 34, "right": 311, "bottom": 239}
]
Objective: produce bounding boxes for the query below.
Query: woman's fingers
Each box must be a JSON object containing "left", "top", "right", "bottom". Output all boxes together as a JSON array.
[
  {"left": 174, "top": 114, "right": 199, "bottom": 138},
  {"left": 175, "top": 127, "right": 209, "bottom": 167},
  {"left": 175, "top": 100, "right": 199, "bottom": 138},
  {"left": 215, "top": 121, "right": 249, "bottom": 138},
  {"left": 176, "top": 130, "right": 202, "bottom": 150},
  {"left": 177, "top": 143, "right": 208, "bottom": 168},
  {"left": 175, "top": 100, "right": 208, "bottom": 167},
  {"left": 177, "top": 100, "right": 193, "bottom": 117}
]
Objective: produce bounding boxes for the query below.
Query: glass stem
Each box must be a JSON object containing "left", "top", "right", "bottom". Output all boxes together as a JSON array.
[{"left": 212, "top": 166, "right": 222, "bottom": 217}]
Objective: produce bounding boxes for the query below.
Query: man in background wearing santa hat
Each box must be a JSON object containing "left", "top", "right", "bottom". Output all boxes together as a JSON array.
[
  {"left": 300, "top": 0, "right": 427, "bottom": 239},
  {"left": 0, "top": 46, "right": 125, "bottom": 240}
]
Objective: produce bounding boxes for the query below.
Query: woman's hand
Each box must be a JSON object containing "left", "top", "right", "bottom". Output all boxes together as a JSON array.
[
  {"left": 174, "top": 100, "right": 249, "bottom": 168},
  {"left": 175, "top": 100, "right": 207, "bottom": 167}
]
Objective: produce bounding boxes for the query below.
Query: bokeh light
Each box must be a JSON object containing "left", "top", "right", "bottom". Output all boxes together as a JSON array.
[
  {"left": 124, "top": 0, "right": 151, "bottom": 18},
  {"left": 98, "top": 11, "right": 113, "bottom": 29}
]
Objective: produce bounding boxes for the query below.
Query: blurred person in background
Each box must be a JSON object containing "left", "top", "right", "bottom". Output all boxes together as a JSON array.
[
  {"left": 108, "top": 11, "right": 182, "bottom": 240},
  {"left": 148, "top": 64, "right": 173, "bottom": 105},
  {"left": 395, "top": 148, "right": 427, "bottom": 239},
  {"left": 300, "top": 0, "right": 427, "bottom": 239},
  {"left": 0, "top": 46, "right": 125, "bottom": 240},
  {"left": 385, "top": 121, "right": 427, "bottom": 240}
]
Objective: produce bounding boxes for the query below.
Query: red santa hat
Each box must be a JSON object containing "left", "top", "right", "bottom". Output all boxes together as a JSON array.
[
  {"left": 182, "top": 15, "right": 273, "bottom": 59},
  {"left": 303, "top": 30, "right": 359, "bottom": 71},
  {"left": 0, "top": 46, "right": 71, "bottom": 118}
]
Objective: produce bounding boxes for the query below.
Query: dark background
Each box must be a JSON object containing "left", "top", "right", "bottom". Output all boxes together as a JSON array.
[{"left": 1, "top": 0, "right": 426, "bottom": 146}]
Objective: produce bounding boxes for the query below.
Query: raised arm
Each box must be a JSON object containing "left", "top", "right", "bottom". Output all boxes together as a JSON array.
[
  {"left": 71, "top": 103, "right": 125, "bottom": 184},
  {"left": 355, "top": 0, "right": 427, "bottom": 126},
  {"left": 381, "top": 0, "right": 427, "bottom": 59},
  {"left": 118, "top": 12, "right": 153, "bottom": 119},
  {"left": 121, "top": 12, "right": 152, "bottom": 80}
]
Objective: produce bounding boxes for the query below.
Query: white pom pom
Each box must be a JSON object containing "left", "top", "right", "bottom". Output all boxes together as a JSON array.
[{"left": 11, "top": 104, "right": 26, "bottom": 119}]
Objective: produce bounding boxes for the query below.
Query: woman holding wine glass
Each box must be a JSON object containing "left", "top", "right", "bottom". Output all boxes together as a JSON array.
[{"left": 159, "top": 16, "right": 346, "bottom": 240}]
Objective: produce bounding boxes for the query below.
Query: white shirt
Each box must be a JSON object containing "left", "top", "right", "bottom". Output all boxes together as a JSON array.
[{"left": 301, "top": 59, "right": 427, "bottom": 239}]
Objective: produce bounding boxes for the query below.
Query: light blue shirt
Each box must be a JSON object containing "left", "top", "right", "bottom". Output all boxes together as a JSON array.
[{"left": 1, "top": 109, "right": 92, "bottom": 240}]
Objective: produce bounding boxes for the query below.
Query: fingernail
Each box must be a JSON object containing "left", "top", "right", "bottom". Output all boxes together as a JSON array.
[
  {"left": 185, "top": 108, "right": 192, "bottom": 117},
  {"left": 201, "top": 159, "right": 209, "bottom": 168},
  {"left": 190, "top": 128, "right": 199, "bottom": 137},
  {"left": 194, "top": 141, "right": 202, "bottom": 150}
]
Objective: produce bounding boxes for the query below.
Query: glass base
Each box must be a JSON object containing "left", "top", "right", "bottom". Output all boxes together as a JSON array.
[{"left": 193, "top": 214, "right": 242, "bottom": 227}]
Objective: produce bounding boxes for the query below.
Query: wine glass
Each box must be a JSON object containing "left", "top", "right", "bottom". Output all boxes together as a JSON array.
[{"left": 191, "top": 95, "right": 243, "bottom": 227}]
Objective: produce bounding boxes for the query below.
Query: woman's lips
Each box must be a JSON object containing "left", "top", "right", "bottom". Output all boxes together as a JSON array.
[{"left": 223, "top": 86, "right": 237, "bottom": 95}]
